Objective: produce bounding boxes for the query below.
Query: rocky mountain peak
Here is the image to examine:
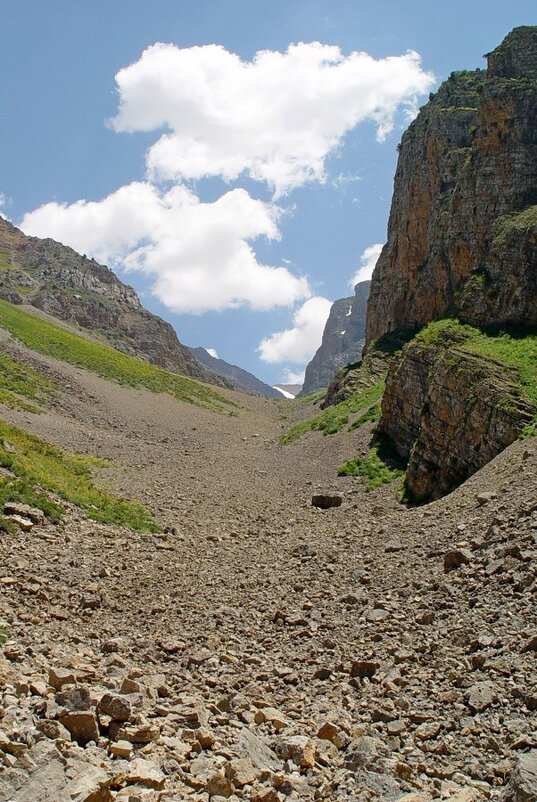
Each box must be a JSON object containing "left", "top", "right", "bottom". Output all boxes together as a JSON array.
[
  {"left": 300, "top": 280, "right": 370, "bottom": 396},
  {"left": 0, "top": 216, "right": 218, "bottom": 384},
  {"left": 486, "top": 25, "right": 537, "bottom": 79}
]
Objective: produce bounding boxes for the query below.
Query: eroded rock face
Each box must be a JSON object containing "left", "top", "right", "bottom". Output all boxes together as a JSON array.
[
  {"left": 0, "top": 216, "right": 214, "bottom": 384},
  {"left": 379, "top": 339, "right": 536, "bottom": 499},
  {"left": 366, "top": 26, "right": 537, "bottom": 347},
  {"left": 300, "top": 281, "right": 370, "bottom": 396}
]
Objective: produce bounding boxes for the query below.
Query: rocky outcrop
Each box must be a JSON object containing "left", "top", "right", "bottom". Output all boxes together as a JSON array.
[
  {"left": 300, "top": 281, "right": 370, "bottom": 396},
  {"left": 0, "top": 216, "right": 215, "bottom": 383},
  {"left": 366, "top": 26, "right": 537, "bottom": 347},
  {"left": 378, "top": 328, "right": 536, "bottom": 500},
  {"left": 189, "top": 347, "right": 282, "bottom": 398}
]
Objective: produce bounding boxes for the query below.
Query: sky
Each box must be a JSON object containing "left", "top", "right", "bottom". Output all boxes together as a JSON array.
[{"left": 1, "top": 1, "right": 535, "bottom": 385}]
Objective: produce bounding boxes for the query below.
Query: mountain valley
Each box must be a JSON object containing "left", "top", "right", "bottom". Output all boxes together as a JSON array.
[{"left": 0, "top": 24, "right": 536, "bottom": 802}]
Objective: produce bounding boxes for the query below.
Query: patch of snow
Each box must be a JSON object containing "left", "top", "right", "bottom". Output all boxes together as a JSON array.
[{"left": 273, "top": 386, "right": 295, "bottom": 399}]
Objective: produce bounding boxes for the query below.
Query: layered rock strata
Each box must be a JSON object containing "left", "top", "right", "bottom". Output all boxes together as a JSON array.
[
  {"left": 366, "top": 26, "right": 537, "bottom": 347},
  {"left": 379, "top": 335, "right": 536, "bottom": 500}
]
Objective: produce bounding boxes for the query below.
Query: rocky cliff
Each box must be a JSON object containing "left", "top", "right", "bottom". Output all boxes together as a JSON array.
[
  {"left": 0, "top": 215, "right": 215, "bottom": 383},
  {"left": 324, "top": 28, "right": 537, "bottom": 500},
  {"left": 300, "top": 281, "right": 370, "bottom": 396},
  {"left": 189, "top": 347, "right": 282, "bottom": 398},
  {"left": 378, "top": 322, "right": 536, "bottom": 500},
  {"left": 366, "top": 26, "right": 537, "bottom": 346}
]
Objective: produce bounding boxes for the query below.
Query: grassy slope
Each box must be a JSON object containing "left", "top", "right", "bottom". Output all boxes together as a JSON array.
[
  {"left": 0, "top": 354, "right": 59, "bottom": 413},
  {"left": 279, "top": 378, "right": 385, "bottom": 445},
  {"left": 0, "top": 300, "right": 233, "bottom": 412},
  {"left": 0, "top": 422, "right": 159, "bottom": 532}
]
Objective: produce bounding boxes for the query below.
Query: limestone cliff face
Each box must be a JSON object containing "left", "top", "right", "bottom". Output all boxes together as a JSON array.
[
  {"left": 0, "top": 216, "right": 215, "bottom": 383},
  {"left": 300, "top": 281, "right": 370, "bottom": 396},
  {"left": 379, "top": 334, "right": 536, "bottom": 500},
  {"left": 366, "top": 26, "right": 537, "bottom": 346}
]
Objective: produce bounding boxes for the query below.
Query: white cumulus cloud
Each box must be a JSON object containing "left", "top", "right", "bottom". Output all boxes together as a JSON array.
[
  {"left": 20, "top": 183, "right": 310, "bottom": 314},
  {"left": 110, "top": 42, "right": 434, "bottom": 196},
  {"left": 258, "top": 296, "right": 332, "bottom": 364},
  {"left": 349, "top": 243, "right": 384, "bottom": 287},
  {"left": 204, "top": 348, "right": 219, "bottom": 359},
  {"left": 280, "top": 368, "right": 306, "bottom": 385}
]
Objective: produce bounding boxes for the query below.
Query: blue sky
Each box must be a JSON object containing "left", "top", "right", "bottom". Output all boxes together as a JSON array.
[{"left": 1, "top": 1, "right": 535, "bottom": 384}]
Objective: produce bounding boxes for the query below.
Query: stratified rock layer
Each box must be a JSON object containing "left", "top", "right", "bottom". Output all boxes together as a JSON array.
[
  {"left": 301, "top": 281, "right": 370, "bottom": 396},
  {"left": 366, "top": 26, "right": 537, "bottom": 346},
  {"left": 379, "top": 335, "right": 536, "bottom": 500},
  {"left": 0, "top": 216, "right": 212, "bottom": 383}
]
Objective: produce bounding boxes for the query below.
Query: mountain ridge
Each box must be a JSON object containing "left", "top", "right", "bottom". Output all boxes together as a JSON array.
[{"left": 0, "top": 215, "right": 221, "bottom": 385}]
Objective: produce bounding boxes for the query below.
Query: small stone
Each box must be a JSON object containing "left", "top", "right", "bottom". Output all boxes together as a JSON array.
[
  {"left": 98, "top": 692, "right": 132, "bottom": 722},
  {"left": 444, "top": 549, "right": 473, "bottom": 572},
  {"left": 109, "top": 740, "right": 134, "bottom": 759},
  {"left": 467, "top": 682, "right": 497, "bottom": 713},
  {"left": 311, "top": 493, "right": 343, "bottom": 509},
  {"left": 278, "top": 735, "right": 315, "bottom": 768},
  {"left": 60, "top": 710, "right": 99, "bottom": 746},
  {"left": 350, "top": 660, "right": 378, "bottom": 679},
  {"left": 49, "top": 666, "right": 76, "bottom": 690},
  {"left": 7, "top": 515, "right": 33, "bottom": 532}
]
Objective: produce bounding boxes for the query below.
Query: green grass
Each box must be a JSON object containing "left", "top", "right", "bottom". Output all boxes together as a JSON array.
[
  {"left": 0, "top": 421, "right": 159, "bottom": 532},
  {"left": 493, "top": 206, "right": 537, "bottom": 249},
  {"left": 279, "top": 378, "right": 385, "bottom": 445},
  {"left": 337, "top": 442, "right": 406, "bottom": 490},
  {"left": 0, "top": 299, "right": 233, "bottom": 412},
  {"left": 0, "top": 354, "right": 59, "bottom": 413},
  {"left": 412, "top": 318, "right": 537, "bottom": 436},
  {"left": 298, "top": 389, "right": 326, "bottom": 404}
]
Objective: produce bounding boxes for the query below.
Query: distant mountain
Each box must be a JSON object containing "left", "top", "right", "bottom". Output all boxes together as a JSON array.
[
  {"left": 273, "top": 384, "right": 303, "bottom": 399},
  {"left": 299, "top": 280, "right": 370, "bottom": 397},
  {"left": 190, "top": 347, "right": 283, "bottom": 398},
  {"left": 0, "top": 216, "right": 217, "bottom": 384}
]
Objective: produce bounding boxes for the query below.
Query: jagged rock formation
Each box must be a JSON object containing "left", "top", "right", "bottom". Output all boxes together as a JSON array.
[
  {"left": 366, "top": 26, "right": 537, "bottom": 347},
  {"left": 379, "top": 326, "right": 536, "bottom": 500},
  {"left": 0, "top": 215, "right": 215, "bottom": 383},
  {"left": 189, "top": 347, "right": 282, "bottom": 398},
  {"left": 300, "top": 281, "right": 370, "bottom": 397}
]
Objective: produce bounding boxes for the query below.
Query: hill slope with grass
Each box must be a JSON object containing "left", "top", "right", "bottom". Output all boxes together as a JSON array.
[{"left": 0, "top": 214, "right": 219, "bottom": 384}]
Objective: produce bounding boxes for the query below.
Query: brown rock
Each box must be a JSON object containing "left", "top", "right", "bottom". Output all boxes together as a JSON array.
[{"left": 59, "top": 711, "right": 99, "bottom": 746}]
